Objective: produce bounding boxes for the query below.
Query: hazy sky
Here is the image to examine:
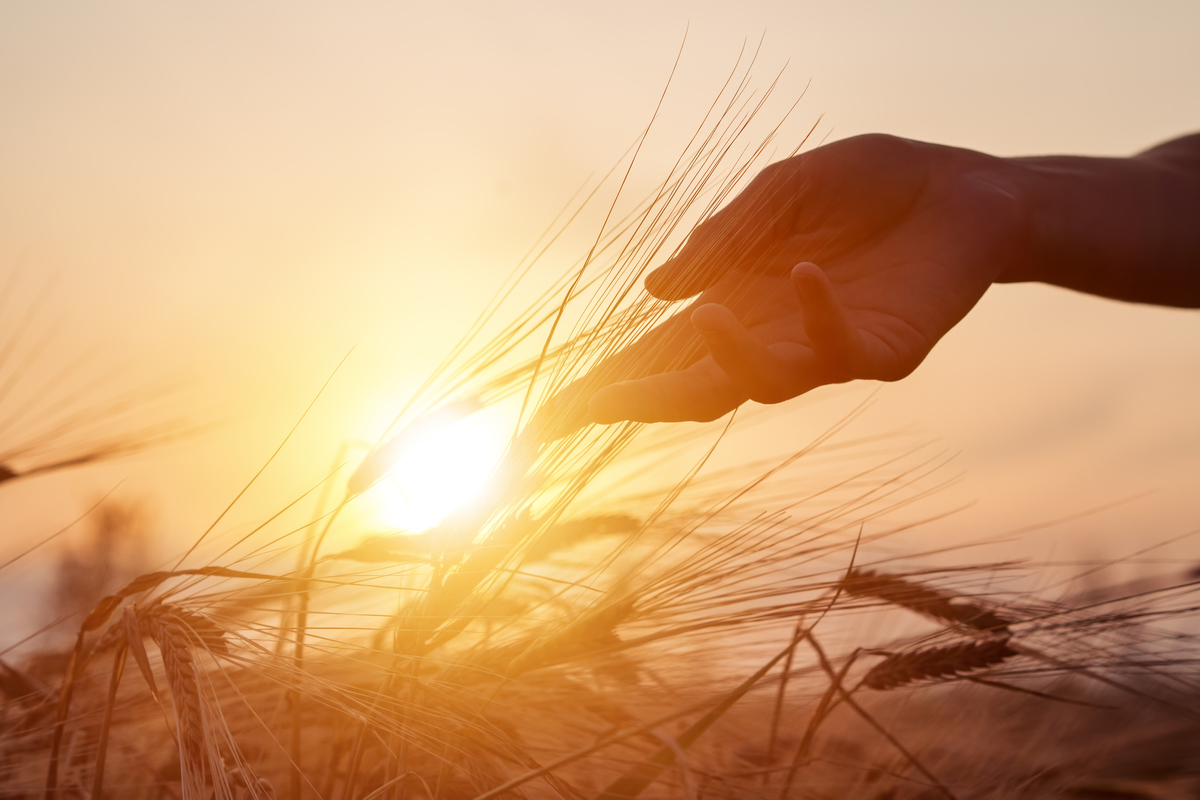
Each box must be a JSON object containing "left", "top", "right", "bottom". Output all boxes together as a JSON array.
[{"left": 1, "top": 1, "right": 1198, "bottom": 607}]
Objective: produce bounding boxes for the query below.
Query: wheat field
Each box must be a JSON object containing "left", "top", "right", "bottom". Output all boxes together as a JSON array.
[{"left": 2, "top": 55, "right": 1198, "bottom": 800}]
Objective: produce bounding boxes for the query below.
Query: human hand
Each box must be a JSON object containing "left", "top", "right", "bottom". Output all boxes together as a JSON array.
[{"left": 542, "top": 134, "right": 1030, "bottom": 435}]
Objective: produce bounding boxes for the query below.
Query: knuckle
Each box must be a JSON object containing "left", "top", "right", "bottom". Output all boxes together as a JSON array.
[
  {"left": 817, "top": 133, "right": 908, "bottom": 162},
  {"left": 754, "top": 160, "right": 792, "bottom": 184},
  {"left": 742, "top": 161, "right": 801, "bottom": 207}
]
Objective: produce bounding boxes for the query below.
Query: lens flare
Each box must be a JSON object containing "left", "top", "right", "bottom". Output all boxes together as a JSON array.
[{"left": 368, "top": 411, "right": 506, "bottom": 532}]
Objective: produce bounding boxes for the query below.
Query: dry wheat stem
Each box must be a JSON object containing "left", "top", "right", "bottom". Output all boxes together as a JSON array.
[
  {"left": 806, "top": 632, "right": 958, "bottom": 800},
  {"left": 88, "top": 641, "right": 127, "bottom": 800}
]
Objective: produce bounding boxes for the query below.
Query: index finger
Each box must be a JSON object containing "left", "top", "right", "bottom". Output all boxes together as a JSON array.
[
  {"left": 589, "top": 356, "right": 744, "bottom": 424},
  {"left": 527, "top": 303, "right": 709, "bottom": 440}
]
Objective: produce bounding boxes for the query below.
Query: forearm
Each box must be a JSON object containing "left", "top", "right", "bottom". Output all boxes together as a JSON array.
[{"left": 998, "top": 133, "right": 1200, "bottom": 307}]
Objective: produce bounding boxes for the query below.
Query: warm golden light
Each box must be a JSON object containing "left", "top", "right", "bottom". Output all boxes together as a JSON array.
[{"left": 367, "top": 411, "right": 507, "bottom": 533}]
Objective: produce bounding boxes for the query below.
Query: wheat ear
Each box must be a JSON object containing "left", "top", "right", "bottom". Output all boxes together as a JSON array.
[
  {"left": 863, "top": 638, "right": 1017, "bottom": 691},
  {"left": 143, "top": 606, "right": 211, "bottom": 799},
  {"left": 842, "top": 568, "right": 1011, "bottom": 633}
]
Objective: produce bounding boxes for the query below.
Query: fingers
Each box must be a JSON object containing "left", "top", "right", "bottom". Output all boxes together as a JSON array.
[
  {"left": 527, "top": 379, "right": 594, "bottom": 442},
  {"left": 590, "top": 262, "right": 863, "bottom": 425},
  {"left": 533, "top": 307, "right": 713, "bottom": 439},
  {"left": 589, "top": 358, "right": 745, "bottom": 424},
  {"left": 673, "top": 263, "right": 861, "bottom": 408},
  {"left": 690, "top": 304, "right": 805, "bottom": 404},
  {"left": 579, "top": 259, "right": 865, "bottom": 428},
  {"left": 790, "top": 262, "right": 860, "bottom": 379}
]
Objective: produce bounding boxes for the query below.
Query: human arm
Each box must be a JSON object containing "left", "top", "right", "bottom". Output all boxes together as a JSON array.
[{"left": 1002, "top": 132, "right": 1200, "bottom": 305}]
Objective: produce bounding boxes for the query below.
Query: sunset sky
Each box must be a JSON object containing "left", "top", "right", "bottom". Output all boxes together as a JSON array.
[{"left": 1, "top": 1, "right": 1198, "bottom": 639}]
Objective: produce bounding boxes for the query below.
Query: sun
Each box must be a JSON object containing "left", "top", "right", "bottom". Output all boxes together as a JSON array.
[{"left": 366, "top": 408, "right": 508, "bottom": 533}]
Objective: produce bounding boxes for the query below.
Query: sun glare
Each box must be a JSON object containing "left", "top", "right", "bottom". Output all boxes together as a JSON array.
[{"left": 367, "top": 410, "right": 508, "bottom": 533}]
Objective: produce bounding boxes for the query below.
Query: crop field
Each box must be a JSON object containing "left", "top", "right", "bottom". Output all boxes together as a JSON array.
[{"left": 2, "top": 14, "right": 1199, "bottom": 800}]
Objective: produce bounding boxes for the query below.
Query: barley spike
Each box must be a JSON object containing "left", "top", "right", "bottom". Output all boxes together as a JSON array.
[{"left": 864, "top": 638, "right": 1017, "bottom": 691}]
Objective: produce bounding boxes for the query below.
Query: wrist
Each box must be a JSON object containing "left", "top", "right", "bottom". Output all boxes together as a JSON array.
[
  {"left": 987, "top": 156, "right": 1054, "bottom": 286},
  {"left": 991, "top": 141, "right": 1200, "bottom": 305}
]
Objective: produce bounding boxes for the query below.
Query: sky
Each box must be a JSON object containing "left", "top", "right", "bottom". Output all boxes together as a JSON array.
[{"left": 1, "top": 0, "right": 1198, "bottom": 634}]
